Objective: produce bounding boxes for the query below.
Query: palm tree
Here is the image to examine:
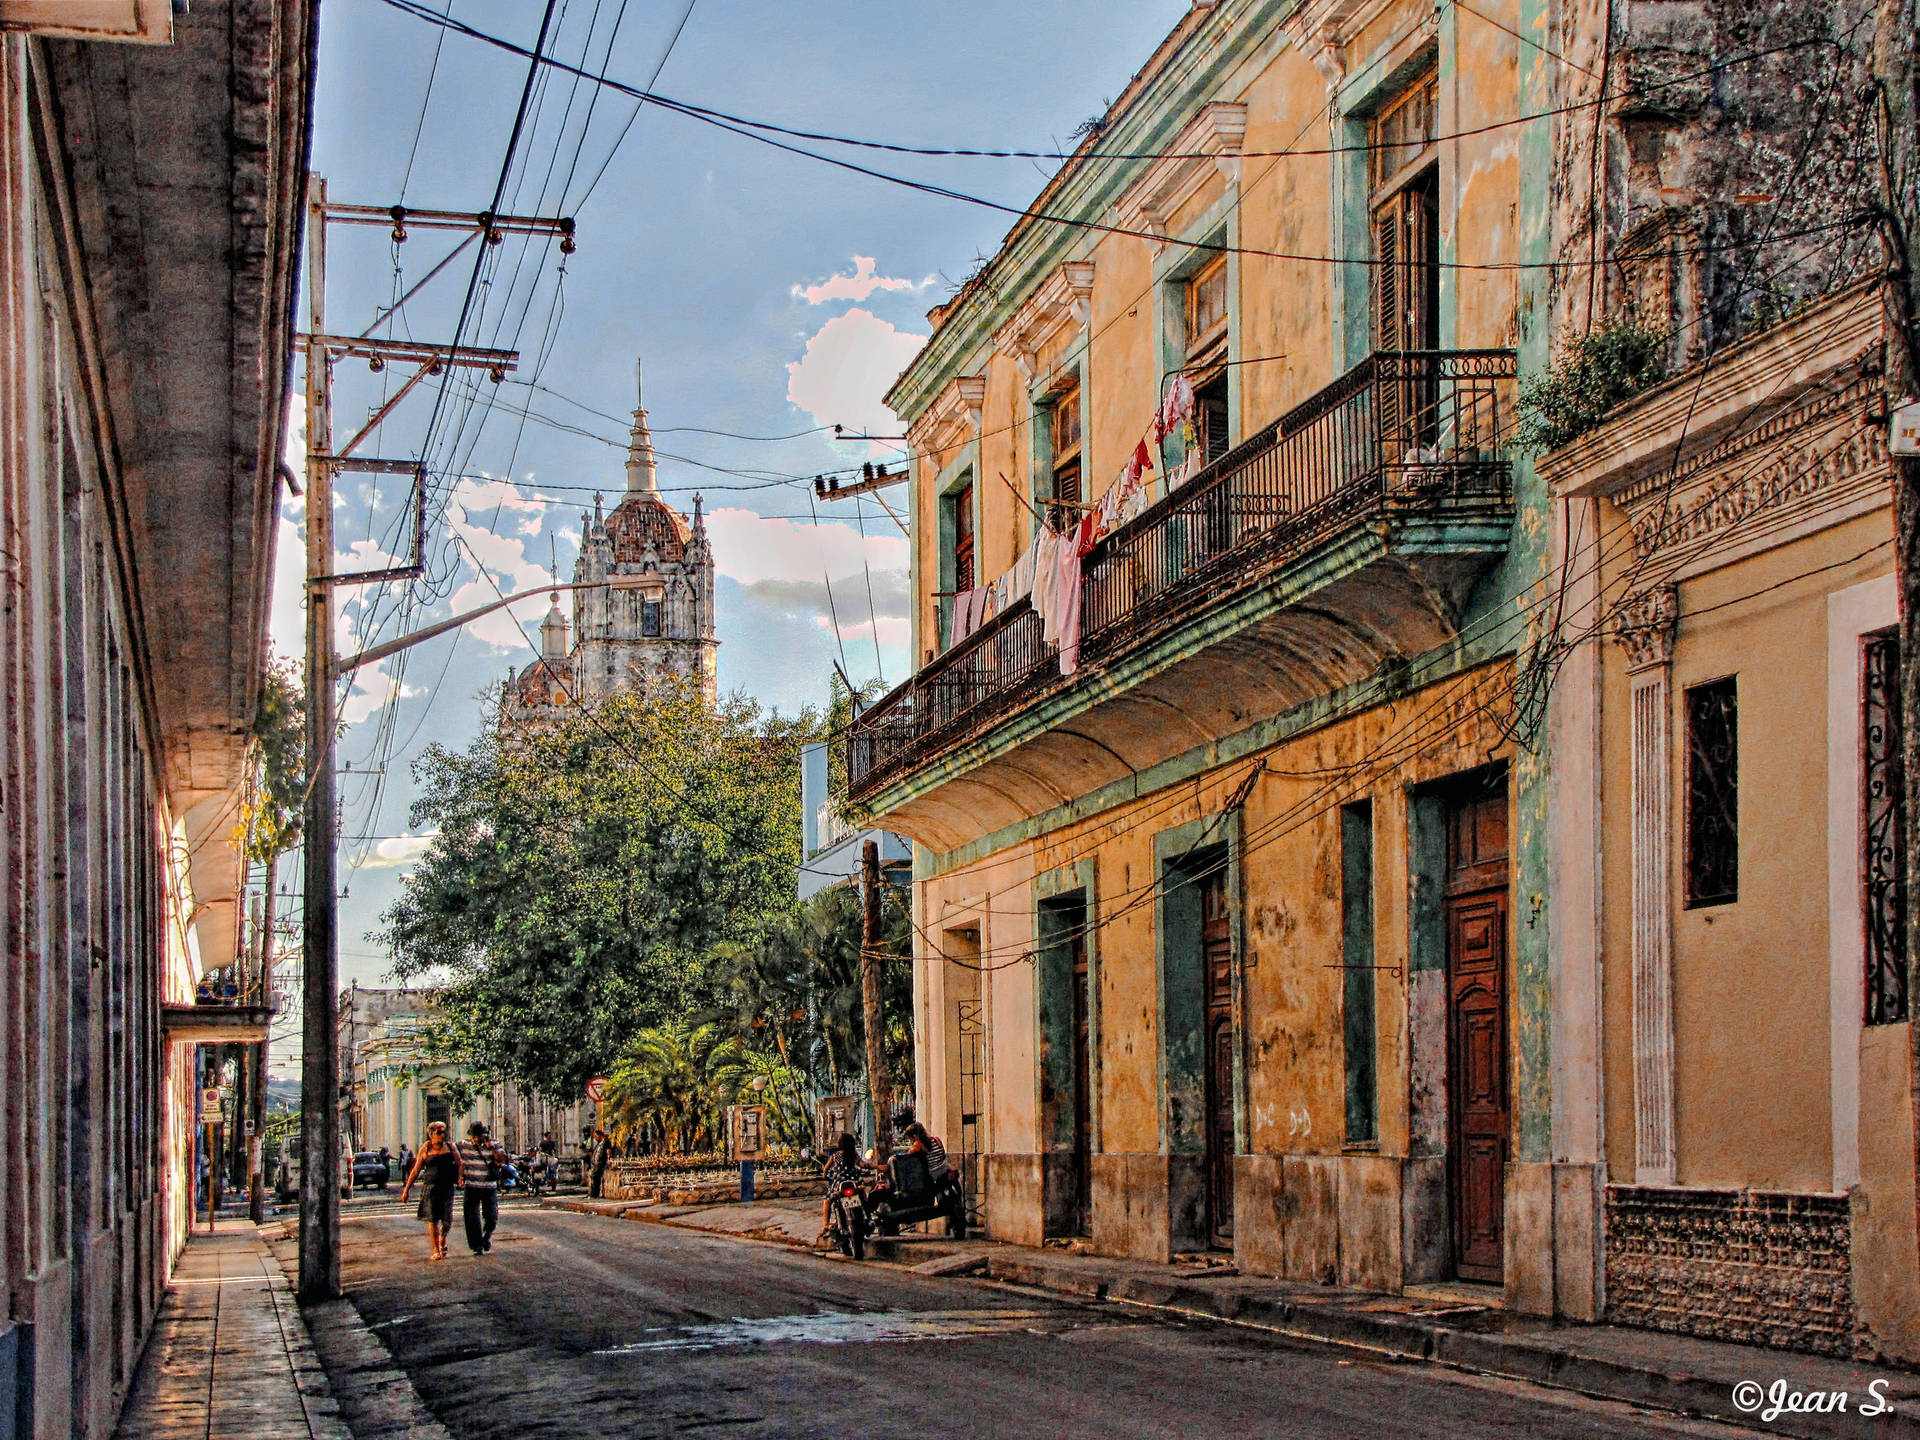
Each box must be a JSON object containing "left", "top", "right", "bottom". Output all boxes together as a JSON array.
[{"left": 600, "top": 1020, "right": 749, "bottom": 1153}]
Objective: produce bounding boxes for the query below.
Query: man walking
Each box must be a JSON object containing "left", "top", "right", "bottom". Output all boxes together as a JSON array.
[{"left": 456, "top": 1121, "right": 509, "bottom": 1255}]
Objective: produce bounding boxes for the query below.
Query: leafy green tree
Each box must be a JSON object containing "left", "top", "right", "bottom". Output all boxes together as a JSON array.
[
  {"left": 715, "top": 881, "right": 912, "bottom": 1100},
  {"left": 379, "top": 683, "right": 816, "bottom": 1101},
  {"left": 244, "top": 658, "right": 305, "bottom": 862}
]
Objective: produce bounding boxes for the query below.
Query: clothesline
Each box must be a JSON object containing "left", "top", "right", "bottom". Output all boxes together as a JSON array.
[{"left": 946, "top": 376, "right": 1205, "bottom": 673}]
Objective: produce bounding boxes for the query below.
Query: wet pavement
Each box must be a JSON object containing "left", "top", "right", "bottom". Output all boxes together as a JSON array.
[{"left": 338, "top": 1197, "right": 1757, "bottom": 1439}]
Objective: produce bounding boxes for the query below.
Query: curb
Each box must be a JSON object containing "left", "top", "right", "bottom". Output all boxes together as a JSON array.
[
  {"left": 261, "top": 1223, "right": 455, "bottom": 1440},
  {"left": 986, "top": 1259, "right": 1920, "bottom": 1440}
]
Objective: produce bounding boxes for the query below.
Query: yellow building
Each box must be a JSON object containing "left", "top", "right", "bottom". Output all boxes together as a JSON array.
[
  {"left": 847, "top": 0, "right": 1910, "bottom": 1357},
  {"left": 851, "top": 0, "right": 1555, "bottom": 1306}
]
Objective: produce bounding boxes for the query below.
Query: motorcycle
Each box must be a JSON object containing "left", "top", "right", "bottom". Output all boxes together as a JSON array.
[
  {"left": 861, "top": 1151, "right": 967, "bottom": 1240},
  {"left": 824, "top": 1176, "right": 868, "bottom": 1260}
]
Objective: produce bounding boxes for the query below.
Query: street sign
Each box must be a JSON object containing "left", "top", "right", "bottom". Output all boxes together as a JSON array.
[
  {"left": 200, "top": 1087, "right": 224, "bottom": 1120},
  {"left": 584, "top": 1076, "right": 607, "bottom": 1103},
  {"left": 729, "top": 1105, "right": 767, "bottom": 1161}
]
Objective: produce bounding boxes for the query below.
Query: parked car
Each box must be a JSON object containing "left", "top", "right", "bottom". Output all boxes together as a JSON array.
[{"left": 352, "top": 1151, "right": 391, "bottom": 1190}]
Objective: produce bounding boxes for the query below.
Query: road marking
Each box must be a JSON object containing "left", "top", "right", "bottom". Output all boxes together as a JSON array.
[{"left": 594, "top": 1308, "right": 1060, "bottom": 1354}]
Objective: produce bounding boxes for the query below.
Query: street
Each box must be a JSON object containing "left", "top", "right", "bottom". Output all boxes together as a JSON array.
[{"left": 336, "top": 1199, "right": 1746, "bottom": 1440}]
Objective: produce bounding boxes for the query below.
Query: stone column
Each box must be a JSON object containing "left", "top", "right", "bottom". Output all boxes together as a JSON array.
[{"left": 1615, "top": 586, "right": 1679, "bottom": 1185}]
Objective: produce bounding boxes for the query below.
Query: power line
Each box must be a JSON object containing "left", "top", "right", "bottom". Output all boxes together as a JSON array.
[{"left": 374, "top": 0, "right": 1850, "bottom": 274}]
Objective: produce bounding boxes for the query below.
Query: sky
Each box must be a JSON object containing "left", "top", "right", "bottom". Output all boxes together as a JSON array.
[{"left": 278, "top": 0, "right": 1193, "bottom": 1057}]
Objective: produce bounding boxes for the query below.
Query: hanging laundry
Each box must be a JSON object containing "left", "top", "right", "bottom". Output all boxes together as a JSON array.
[
  {"left": 1057, "top": 514, "right": 1094, "bottom": 676},
  {"left": 1033, "top": 524, "right": 1062, "bottom": 646},
  {"left": 1161, "top": 373, "right": 1196, "bottom": 433},
  {"left": 1007, "top": 537, "right": 1038, "bottom": 605},
  {"left": 950, "top": 585, "right": 991, "bottom": 645}
]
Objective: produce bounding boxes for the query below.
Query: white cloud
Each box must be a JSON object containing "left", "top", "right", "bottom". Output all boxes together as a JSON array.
[
  {"left": 785, "top": 308, "right": 925, "bottom": 452},
  {"left": 793, "top": 256, "right": 929, "bottom": 305},
  {"left": 445, "top": 475, "right": 572, "bottom": 650},
  {"left": 704, "top": 506, "right": 907, "bottom": 588},
  {"left": 357, "top": 831, "right": 440, "bottom": 870}
]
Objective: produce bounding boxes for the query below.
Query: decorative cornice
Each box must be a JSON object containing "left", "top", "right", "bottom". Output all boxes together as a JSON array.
[
  {"left": 1110, "top": 103, "right": 1248, "bottom": 254},
  {"left": 1613, "top": 586, "right": 1678, "bottom": 673},
  {"left": 882, "top": 0, "right": 1294, "bottom": 424},
  {"left": 1538, "top": 281, "right": 1890, "bottom": 500},
  {"left": 994, "top": 261, "right": 1096, "bottom": 381},
  {"left": 911, "top": 374, "right": 988, "bottom": 458}
]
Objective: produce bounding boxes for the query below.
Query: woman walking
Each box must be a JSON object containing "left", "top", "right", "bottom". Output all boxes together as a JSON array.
[{"left": 398, "top": 1120, "right": 459, "bottom": 1260}]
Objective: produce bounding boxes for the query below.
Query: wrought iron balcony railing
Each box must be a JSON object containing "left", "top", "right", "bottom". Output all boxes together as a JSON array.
[{"left": 847, "top": 349, "right": 1518, "bottom": 801}]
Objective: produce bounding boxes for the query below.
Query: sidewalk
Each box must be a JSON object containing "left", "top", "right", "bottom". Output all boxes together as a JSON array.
[
  {"left": 551, "top": 1193, "right": 1920, "bottom": 1439},
  {"left": 114, "top": 1225, "right": 352, "bottom": 1440}
]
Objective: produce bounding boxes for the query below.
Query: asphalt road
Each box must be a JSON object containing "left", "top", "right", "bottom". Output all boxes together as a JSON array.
[{"left": 338, "top": 1197, "right": 1747, "bottom": 1440}]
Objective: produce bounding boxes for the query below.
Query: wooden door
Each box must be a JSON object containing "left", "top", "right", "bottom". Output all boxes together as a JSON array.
[
  {"left": 1201, "top": 869, "right": 1235, "bottom": 1246},
  {"left": 1070, "top": 926, "right": 1093, "bottom": 1236},
  {"left": 1445, "top": 780, "right": 1509, "bottom": 1284}
]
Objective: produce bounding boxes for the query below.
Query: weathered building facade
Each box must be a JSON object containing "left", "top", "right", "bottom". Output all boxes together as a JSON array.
[
  {"left": 851, "top": 0, "right": 1559, "bottom": 1304},
  {"left": 502, "top": 367, "right": 718, "bottom": 726},
  {"left": 852, "top": 0, "right": 1915, "bottom": 1361},
  {"left": 0, "top": 1, "right": 312, "bottom": 1433},
  {"left": 1540, "top": 0, "right": 1917, "bottom": 1360}
]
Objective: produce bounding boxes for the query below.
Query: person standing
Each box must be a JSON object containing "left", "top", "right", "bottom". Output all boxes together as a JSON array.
[
  {"left": 588, "top": 1127, "right": 612, "bottom": 1199},
  {"left": 456, "top": 1120, "right": 509, "bottom": 1255},
  {"left": 398, "top": 1121, "right": 459, "bottom": 1260},
  {"left": 538, "top": 1130, "right": 559, "bottom": 1191}
]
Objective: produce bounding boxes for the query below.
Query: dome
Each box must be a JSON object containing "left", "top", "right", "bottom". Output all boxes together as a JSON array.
[
  {"left": 510, "top": 654, "right": 575, "bottom": 707},
  {"left": 602, "top": 493, "right": 691, "bottom": 565}
]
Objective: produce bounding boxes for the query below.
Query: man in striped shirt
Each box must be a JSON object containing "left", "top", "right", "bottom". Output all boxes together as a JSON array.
[{"left": 456, "top": 1121, "right": 510, "bottom": 1255}]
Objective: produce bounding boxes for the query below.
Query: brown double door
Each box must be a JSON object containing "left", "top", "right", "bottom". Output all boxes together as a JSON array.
[
  {"left": 1201, "top": 870, "right": 1234, "bottom": 1247},
  {"left": 1445, "top": 779, "right": 1510, "bottom": 1285}
]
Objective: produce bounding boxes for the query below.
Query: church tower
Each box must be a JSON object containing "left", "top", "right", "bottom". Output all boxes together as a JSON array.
[
  {"left": 502, "top": 359, "right": 719, "bottom": 728},
  {"left": 566, "top": 359, "right": 719, "bottom": 705}
]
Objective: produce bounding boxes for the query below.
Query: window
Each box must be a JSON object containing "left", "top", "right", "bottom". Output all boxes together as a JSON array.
[
  {"left": 1342, "top": 802, "right": 1377, "bottom": 1145},
  {"left": 1047, "top": 383, "right": 1082, "bottom": 526},
  {"left": 1371, "top": 73, "right": 1440, "bottom": 361},
  {"left": 1684, "top": 677, "right": 1738, "bottom": 907},
  {"left": 1184, "top": 257, "right": 1231, "bottom": 464},
  {"left": 953, "top": 482, "right": 975, "bottom": 592},
  {"left": 641, "top": 599, "right": 662, "bottom": 637},
  {"left": 1864, "top": 629, "right": 1907, "bottom": 1023},
  {"left": 1186, "top": 257, "right": 1228, "bottom": 353}
]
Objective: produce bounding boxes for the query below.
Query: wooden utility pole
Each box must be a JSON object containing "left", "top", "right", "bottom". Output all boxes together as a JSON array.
[
  {"left": 299, "top": 174, "right": 339, "bottom": 1301},
  {"left": 296, "top": 176, "right": 568, "bottom": 1301},
  {"left": 861, "top": 839, "right": 892, "bottom": 1161}
]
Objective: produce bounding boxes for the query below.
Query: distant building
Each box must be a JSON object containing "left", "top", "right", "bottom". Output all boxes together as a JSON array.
[
  {"left": 503, "top": 363, "right": 718, "bottom": 726},
  {"left": 342, "top": 989, "right": 596, "bottom": 1159},
  {"left": 799, "top": 741, "right": 907, "bottom": 901}
]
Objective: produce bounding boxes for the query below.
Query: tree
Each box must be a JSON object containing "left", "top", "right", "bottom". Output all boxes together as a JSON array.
[
  {"left": 714, "top": 880, "right": 912, "bottom": 1101},
  {"left": 599, "top": 1019, "right": 747, "bottom": 1153},
  {"left": 379, "top": 683, "right": 816, "bottom": 1101},
  {"left": 243, "top": 658, "right": 305, "bottom": 862}
]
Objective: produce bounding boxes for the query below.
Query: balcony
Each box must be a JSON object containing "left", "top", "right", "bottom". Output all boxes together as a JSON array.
[{"left": 849, "top": 350, "right": 1518, "bottom": 848}]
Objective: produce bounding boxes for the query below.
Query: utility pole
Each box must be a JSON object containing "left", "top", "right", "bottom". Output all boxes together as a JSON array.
[
  {"left": 296, "top": 176, "right": 572, "bottom": 1301},
  {"left": 861, "top": 839, "right": 892, "bottom": 1161}
]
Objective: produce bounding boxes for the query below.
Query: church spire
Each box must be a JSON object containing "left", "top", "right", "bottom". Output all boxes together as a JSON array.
[{"left": 625, "top": 355, "right": 659, "bottom": 496}]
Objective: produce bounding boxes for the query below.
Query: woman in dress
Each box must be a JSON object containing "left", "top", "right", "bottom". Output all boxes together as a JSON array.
[{"left": 398, "top": 1120, "right": 459, "bottom": 1260}]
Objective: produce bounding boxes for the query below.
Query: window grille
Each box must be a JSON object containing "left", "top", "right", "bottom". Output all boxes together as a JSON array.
[
  {"left": 1684, "top": 677, "right": 1738, "bottom": 907},
  {"left": 1864, "top": 629, "right": 1907, "bottom": 1024}
]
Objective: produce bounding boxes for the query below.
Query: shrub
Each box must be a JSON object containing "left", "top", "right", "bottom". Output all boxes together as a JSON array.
[{"left": 1515, "top": 320, "right": 1668, "bottom": 453}]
